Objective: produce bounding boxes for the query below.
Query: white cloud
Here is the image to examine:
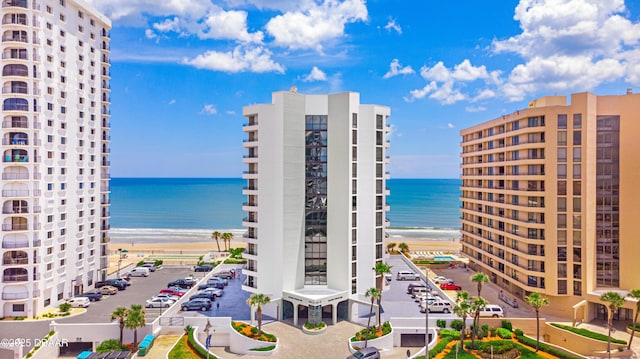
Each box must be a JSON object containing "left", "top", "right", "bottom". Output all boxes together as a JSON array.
[
  {"left": 153, "top": 17, "right": 180, "bottom": 33},
  {"left": 303, "top": 66, "right": 328, "bottom": 82},
  {"left": 447, "top": 123, "right": 455, "bottom": 129},
  {"left": 168, "top": 99, "right": 176, "bottom": 105},
  {"left": 200, "top": 104, "right": 218, "bottom": 115},
  {"left": 471, "top": 89, "right": 496, "bottom": 102},
  {"left": 493, "top": 0, "right": 640, "bottom": 100},
  {"left": 199, "top": 9, "right": 263, "bottom": 43},
  {"left": 182, "top": 46, "right": 285, "bottom": 73},
  {"left": 265, "top": 0, "right": 368, "bottom": 51},
  {"left": 383, "top": 59, "right": 415, "bottom": 79},
  {"left": 226, "top": 110, "right": 236, "bottom": 115},
  {"left": 404, "top": 81, "right": 437, "bottom": 102},
  {"left": 144, "top": 29, "right": 157, "bottom": 39},
  {"left": 384, "top": 18, "right": 402, "bottom": 34},
  {"left": 465, "top": 106, "right": 487, "bottom": 113}
]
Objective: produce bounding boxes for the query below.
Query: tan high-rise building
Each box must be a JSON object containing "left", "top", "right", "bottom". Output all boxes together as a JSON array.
[{"left": 460, "top": 91, "right": 640, "bottom": 320}]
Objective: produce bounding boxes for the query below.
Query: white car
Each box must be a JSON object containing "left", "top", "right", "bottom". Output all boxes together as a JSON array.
[
  {"left": 432, "top": 276, "right": 450, "bottom": 284},
  {"left": 145, "top": 298, "right": 175, "bottom": 308},
  {"left": 202, "top": 287, "right": 223, "bottom": 297},
  {"left": 153, "top": 294, "right": 180, "bottom": 302},
  {"left": 415, "top": 292, "right": 438, "bottom": 303}
]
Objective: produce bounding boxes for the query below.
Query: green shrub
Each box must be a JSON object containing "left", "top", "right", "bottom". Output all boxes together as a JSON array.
[
  {"left": 59, "top": 303, "right": 72, "bottom": 313},
  {"left": 136, "top": 260, "right": 145, "bottom": 267},
  {"left": 450, "top": 319, "right": 464, "bottom": 330},
  {"left": 477, "top": 340, "right": 516, "bottom": 354},
  {"left": 304, "top": 322, "right": 314, "bottom": 329},
  {"left": 223, "top": 258, "right": 247, "bottom": 264},
  {"left": 351, "top": 321, "right": 392, "bottom": 341},
  {"left": 627, "top": 322, "right": 640, "bottom": 331},
  {"left": 429, "top": 335, "right": 453, "bottom": 358},
  {"left": 514, "top": 328, "right": 524, "bottom": 336},
  {"left": 263, "top": 333, "right": 277, "bottom": 342},
  {"left": 186, "top": 327, "right": 218, "bottom": 358},
  {"left": 316, "top": 322, "right": 325, "bottom": 329},
  {"left": 251, "top": 345, "right": 275, "bottom": 352},
  {"left": 489, "top": 327, "right": 497, "bottom": 337},
  {"left": 154, "top": 259, "right": 163, "bottom": 267},
  {"left": 436, "top": 320, "right": 446, "bottom": 329},
  {"left": 501, "top": 320, "right": 513, "bottom": 331},
  {"left": 250, "top": 326, "right": 258, "bottom": 334},
  {"left": 496, "top": 328, "right": 513, "bottom": 339},
  {"left": 440, "top": 329, "right": 461, "bottom": 340},
  {"left": 96, "top": 339, "right": 127, "bottom": 353},
  {"left": 550, "top": 323, "right": 626, "bottom": 344}
]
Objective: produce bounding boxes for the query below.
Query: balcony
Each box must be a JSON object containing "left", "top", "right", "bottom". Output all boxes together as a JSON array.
[
  {"left": 3, "top": 273, "right": 28, "bottom": 282},
  {"left": 2, "top": 34, "right": 27, "bottom": 43},
  {"left": 2, "top": 223, "right": 27, "bottom": 231}
]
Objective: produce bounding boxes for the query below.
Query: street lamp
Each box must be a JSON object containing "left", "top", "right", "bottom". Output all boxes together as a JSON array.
[
  {"left": 116, "top": 248, "right": 123, "bottom": 279},
  {"left": 425, "top": 267, "right": 430, "bottom": 359}
]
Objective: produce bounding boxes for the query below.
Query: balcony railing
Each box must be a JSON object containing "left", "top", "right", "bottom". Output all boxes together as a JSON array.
[
  {"left": 2, "top": 223, "right": 28, "bottom": 231},
  {"left": 3, "top": 257, "right": 28, "bottom": 265},
  {"left": 1, "top": 292, "right": 28, "bottom": 300},
  {"left": 3, "top": 274, "right": 28, "bottom": 282}
]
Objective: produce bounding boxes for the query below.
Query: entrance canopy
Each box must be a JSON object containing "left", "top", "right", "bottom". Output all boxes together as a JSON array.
[{"left": 283, "top": 287, "right": 348, "bottom": 307}]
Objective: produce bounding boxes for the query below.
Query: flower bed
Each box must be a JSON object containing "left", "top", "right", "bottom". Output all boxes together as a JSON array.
[
  {"left": 231, "top": 321, "right": 277, "bottom": 342},
  {"left": 302, "top": 321, "right": 327, "bottom": 335},
  {"left": 351, "top": 321, "right": 391, "bottom": 342}
]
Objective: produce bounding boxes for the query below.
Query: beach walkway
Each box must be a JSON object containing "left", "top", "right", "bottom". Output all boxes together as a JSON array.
[{"left": 142, "top": 335, "right": 182, "bottom": 359}]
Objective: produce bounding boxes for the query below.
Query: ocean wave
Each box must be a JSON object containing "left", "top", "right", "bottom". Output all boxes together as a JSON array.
[
  {"left": 110, "top": 226, "right": 461, "bottom": 243},
  {"left": 110, "top": 227, "right": 246, "bottom": 244}
]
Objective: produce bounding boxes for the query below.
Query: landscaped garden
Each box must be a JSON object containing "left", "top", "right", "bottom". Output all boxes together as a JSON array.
[{"left": 231, "top": 321, "right": 277, "bottom": 342}]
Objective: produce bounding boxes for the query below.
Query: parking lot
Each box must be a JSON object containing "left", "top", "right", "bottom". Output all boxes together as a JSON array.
[{"left": 59, "top": 267, "right": 195, "bottom": 323}]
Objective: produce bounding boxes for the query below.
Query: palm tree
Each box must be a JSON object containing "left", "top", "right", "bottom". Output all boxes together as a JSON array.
[
  {"left": 222, "top": 232, "right": 234, "bottom": 251},
  {"left": 600, "top": 291, "right": 625, "bottom": 359},
  {"left": 364, "top": 288, "right": 382, "bottom": 348},
  {"left": 211, "top": 231, "right": 222, "bottom": 252},
  {"left": 124, "top": 304, "right": 146, "bottom": 351},
  {"left": 470, "top": 272, "right": 489, "bottom": 298},
  {"left": 373, "top": 262, "right": 392, "bottom": 329},
  {"left": 111, "top": 306, "right": 128, "bottom": 345},
  {"left": 525, "top": 292, "right": 549, "bottom": 351},
  {"left": 627, "top": 289, "right": 640, "bottom": 350},
  {"left": 469, "top": 295, "right": 488, "bottom": 348},
  {"left": 246, "top": 293, "right": 271, "bottom": 336},
  {"left": 386, "top": 242, "right": 397, "bottom": 254},
  {"left": 398, "top": 242, "right": 409, "bottom": 255},
  {"left": 453, "top": 291, "right": 471, "bottom": 349}
]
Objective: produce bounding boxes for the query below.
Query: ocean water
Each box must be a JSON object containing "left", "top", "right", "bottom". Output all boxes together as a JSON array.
[{"left": 109, "top": 178, "right": 462, "bottom": 243}]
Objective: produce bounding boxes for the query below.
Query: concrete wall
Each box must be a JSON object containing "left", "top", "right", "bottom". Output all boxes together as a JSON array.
[
  {"left": 52, "top": 321, "right": 152, "bottom": 348},
  {"left": 545, "top": 322, "right": 611, "bottom": 355}
]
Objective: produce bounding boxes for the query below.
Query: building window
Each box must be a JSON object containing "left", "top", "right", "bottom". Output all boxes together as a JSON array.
[
  {"left": 573, "top": 114, "right": 582, "bottom": 129},
  {"left": 558, "top": 280, "right": 567, "bottom": 295},
  {"left": 12, "top": 304, "right": 25, "bottom": 312},
  {"left": 557, "top": 131, "right": 567, "bottom": 146}
]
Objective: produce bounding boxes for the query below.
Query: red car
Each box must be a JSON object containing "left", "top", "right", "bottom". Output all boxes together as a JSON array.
[
  {"left": 159, "top": 288, "right": 186, "bottom": 297},
  {"left": 440, "top": 282, "right": 462, "bottom": 291}
]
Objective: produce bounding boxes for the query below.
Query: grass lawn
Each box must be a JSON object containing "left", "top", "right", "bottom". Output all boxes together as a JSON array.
[{"left": 168, "top": 335, "right": 199, "bottom": 359}]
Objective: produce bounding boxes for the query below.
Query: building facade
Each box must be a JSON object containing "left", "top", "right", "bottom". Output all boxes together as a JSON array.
[
  {"left": 242, "top": 90, "right": 390, "bottom": 325},
  {"left": 460, "top": 91, "right": 640, "bottom": 320},
  {"left": 0, "top": 0, "right": 111, "bottom": 318}
]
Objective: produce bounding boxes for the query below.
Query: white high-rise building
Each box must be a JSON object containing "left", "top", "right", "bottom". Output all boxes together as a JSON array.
[
  {"left": 241, "top": 90, "right": 390, "bottom": 325},
  {"left": 0, "top": 0, "right": 111, "bottom": 318}
]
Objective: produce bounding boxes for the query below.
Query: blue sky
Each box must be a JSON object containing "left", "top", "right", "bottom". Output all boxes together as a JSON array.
[{"left": 86, "top": 0, "right": 640, "bottom": 178}]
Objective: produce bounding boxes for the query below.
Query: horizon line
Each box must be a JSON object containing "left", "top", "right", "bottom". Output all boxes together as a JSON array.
[{"left": 109, "top": 176, "right": 462, "bottom": 180}]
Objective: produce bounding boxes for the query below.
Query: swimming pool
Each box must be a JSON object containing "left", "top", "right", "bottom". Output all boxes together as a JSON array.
[{"left": 433, "top": 255, "right": 456, "bottom": 261}]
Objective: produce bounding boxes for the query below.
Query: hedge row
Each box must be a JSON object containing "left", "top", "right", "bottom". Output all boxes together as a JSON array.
[
  {"left": 550, "top": 323, "right": 626, "bottom": 345},
  {"left": 515, "top": 334, "right": 582, "bottom": 359},
  {"left": 187, "top": 328, "right": 218, "bottom": 359}
]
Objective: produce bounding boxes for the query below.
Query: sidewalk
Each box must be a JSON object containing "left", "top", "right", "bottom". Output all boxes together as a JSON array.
[{"left": 143, "top": 335, "right": 182, "bottom": 359}]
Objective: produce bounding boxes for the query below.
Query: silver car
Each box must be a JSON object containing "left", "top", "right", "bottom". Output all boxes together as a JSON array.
[
  {"left": 347, "top": 347, "right": 380, "bottom": 359},
  {"left": 145, "top": 298, "right": 174, "bottom": 308}
]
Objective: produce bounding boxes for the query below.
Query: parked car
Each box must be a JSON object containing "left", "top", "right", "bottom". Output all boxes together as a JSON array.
[
  {"left": 159, "top": 288, "right": 186, "bottom": 297},
  {"left": 432, "top": 276, "right": 450, "bottom": 284},
  {"left": 407, "top": 283, "right": 426, "bottom": 294},
  {"left": 117, "top": 276, "right": 132, "bottom": 286},
  {"left": 184, "top": 275, "right": 197, "bottom": 285},
  {"left": 197, "top": 281, "right": 224, "bottom": 290},
  {"left": 145, "top": 298, "right": 174, "bottom": 308},
  {"left": 207, "top": 277, "right": 228, "bottom": 286},
  {"left": 479, "top": 304, "right": 505, "bottom": 318},
  {"left": 194, "top": 265, "right": 213, "bottom": 272},
  {"left": 181, "top": 298, "right": 212, "bottom": 311},
  {"left": 411, "top": 286, "right": 430, "bottom": 298},
  {"left": 439, "top": 282, "right": 462, "bottom": 291},
  {"left": 129, "top": 267, "right": 150, "bottom": 277},
  {"left": 426, "top": 300, "right": 453, "bottom": 313},
  {"left": 153, "top": 294, "right": 180, "bottom": 302},
  {"left": 396, "top": 270, "right": 420, "bottom": 281},
  {"left": 142, "top": 262, "right": 157, "bottom": 272},
  {"left": 99, "top": 285, "right": 119, "bottom": 295},
  {"left": 213, "top": 271, "right": 233, "bottom": 279},
  {"left": 190, "top": 291, "right": 217, "bottom": 301},
  {"left": 201, "top": 287, "right": 223, "bottom": 298},
  {"left": 95, "top": 279, "right": 127, "bottom": 291},
  {"left": 67, "top": 297, "right": 91, "bottom": 308},
  {"left": 168, "top": 279, "right": 194, "bottom": 289},
  {"left": 76, "top": 291, "right": 103, "bottom": 302},
  {"left": 347, "top": 346, "right": 380, "bottom": 359}
]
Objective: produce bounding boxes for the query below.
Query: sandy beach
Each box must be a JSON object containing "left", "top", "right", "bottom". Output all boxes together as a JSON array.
[{"left": 106, "top": 237, "right": 461, "bottom": 275}]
